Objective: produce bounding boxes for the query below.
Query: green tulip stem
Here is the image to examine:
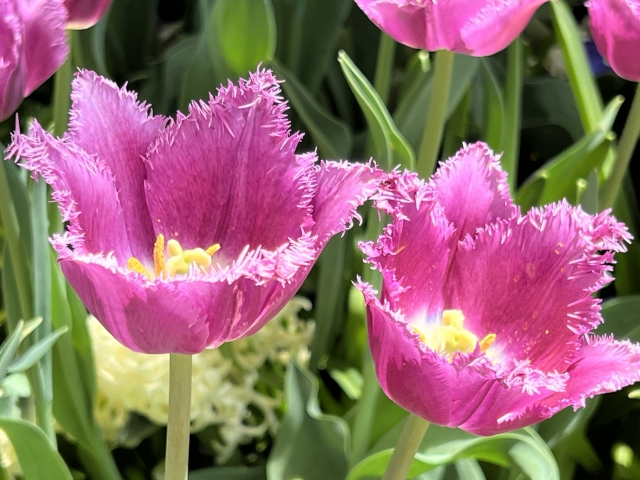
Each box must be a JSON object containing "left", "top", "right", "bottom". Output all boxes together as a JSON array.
[
  {"left": 382, "top": 414, "right": 430, "bottom": 480},
  {"left": 165, "top": 353, "right": 192, "bottom": 480},
  {"left": 600, "top": 83, "right": 640, "bottom": 209},
  {"left": 373, "top": 33, "right": 396, "bottom": 104},
  {"left": 417, "top": 49, "right": 454, "bottom": 179}
]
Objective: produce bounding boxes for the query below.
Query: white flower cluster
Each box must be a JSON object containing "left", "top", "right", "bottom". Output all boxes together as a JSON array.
[
  {"left": 0, "top": 429, "right": 20, "bottom": 479},
  {"left": 90, "top": 297, "right": 313, "bottom": 462}
]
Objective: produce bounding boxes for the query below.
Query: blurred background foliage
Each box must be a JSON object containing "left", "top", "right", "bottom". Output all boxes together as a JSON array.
[{"left": 1, "top": 0, "right": 639, "bottom": 479}]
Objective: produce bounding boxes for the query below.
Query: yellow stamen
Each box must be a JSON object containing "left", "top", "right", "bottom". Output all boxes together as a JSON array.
[
  {"left": 480, "top": 333, "right": 497, "bottom": 352},
  {"left": 183, "top": 248, "right": 211, "bottom": 269},
  {"left": 153, "top": 234, "right": 165, "bottom": 276},
  {"left": 206, "top": 244, "right": 221, "bottom": 256},
  {"left": 167, "top": 239, "right": 183, "bottom": 257},
  {"left": 166, "top": 255, "right": 189, "bottom": 277},
  {"left": 414, "top": 309, "right": 496, "bottom": 361},
  {"left": 127, "top": 258, "right": 152, "bottom": 280}
]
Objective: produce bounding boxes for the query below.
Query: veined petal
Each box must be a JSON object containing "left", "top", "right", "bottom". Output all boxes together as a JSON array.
[
  {"left": 359, "top": 280, "right": 454, "bottom": 425},
  {"left": 587, "top": 0, "right": 640, "bottom": 81},
  {"left": 310, "top": 160, "right": 385, "bottom": 245},
  {"left": 361, "top": 170, "right": 453, "bottom": 319},
  {"left": 144, "top": 69, "right": 314, "bottom": 259},
  {"left": 460, "top": 0, "right": 548, "bottom": 56},
  {"left": 431, "top": 142, "right": 517, "bottom": 242},
  {"left": 0, "top": 1, "right": 26, "bottom": 121},
  {"left": 69, "top": 70, "right": 167, "bottom": 261},
  {"left": 541, "top": 335, "right": 640, "bottom": 414},
  {"left": 60, "top": 259, "right": 217, "bottom": 354},
  {"left": 8, "top": 122, "right": 131, "bottom": 261},
  {"left": 16, "top": 0, "right": 68, "bottom": 95},
  {"left": 446, "top": 201, "right": 630, "bottom": 373},
  {"left": 354, "top": 0, "right": 548, "bottom": 56}
]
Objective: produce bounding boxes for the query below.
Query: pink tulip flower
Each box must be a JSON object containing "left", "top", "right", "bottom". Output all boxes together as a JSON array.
[
  {"left": 358, "top": 142, "right": 638, "bottom": 435},
  {"left": 587, "top": 0, "right": 640, "bottom": 81},
  {"left": 7, "top": 69, "right": 384, "bottom": 354},
  {"left": 64, "top": 0, "right": 111, "bottom": 29},
  {"left": 0, "top": 0, "right": 68, "bottom": 120},
  {"left": 354, "top": 0, "right": 548, "bottom": 56}
]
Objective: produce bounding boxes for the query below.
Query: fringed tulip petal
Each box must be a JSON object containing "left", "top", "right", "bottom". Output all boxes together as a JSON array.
[
  {"left": 447, "top": 202, "right": 629, "bottom": 372},
  {"left": 587, "top": 0, "right": 640, "bottom": 81},
  {"left": 431, "top": 142, "right": 517, "bottom": 241},
  {"left": 6, "top": 68, "right": 382, "bottom": 354},
  {"left": 64, "top": 0, "right": 111, "bottom": 29},
  {"left": 0, "top": 2, "right": 26, "bottom": 121},
  {"left": 68, "top": 71, "right": 167, "bottom": 261},
  {"left": 359, "top": 142, "right": 636, "bottom": 435},
  {"left": 0, "top": 0, "right": 68, "bottom": 121},
  {"left": 8, "top": 122, "right": 132, "bottom": 262},
  {"left": 354, "top": 0, "right": 548, "bottom": 56},
  {"left": 17, "top": 0, "right": 68, "bottom": 95},
  {"left": 145, "top": 70, "right": 314, "bottom": 260},
  {"left": 310, "top": 160, "right": 385, "bottom": 245}
]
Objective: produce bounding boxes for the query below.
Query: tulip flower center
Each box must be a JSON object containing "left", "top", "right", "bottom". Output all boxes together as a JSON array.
[
  {"left": 413, "top": 310, "right": 496, "bottom": 361},
  {"left": 127, "top": 234, "right": 220, "bottom": 280}
]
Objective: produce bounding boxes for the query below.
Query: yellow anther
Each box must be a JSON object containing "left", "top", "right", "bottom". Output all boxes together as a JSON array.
[
  {"left": 206, "top": 244, "right": 221, "bottom": 256},
  {"left": 183, "top": 248, "right": 211, "bottom": 269},
  {"left": 413, "top": 310, "right": 496, "bottom": 361},
  {"left": 479, "top": 333, "right": 496, "bottom": 352},
  {"left": 442, "top": 309, "right": 465, "bottom": 329},
  {"left": 167, "top": 239, "right": 183, "bottom": 257},
  {"left": 166, "top": 255, "right": 189, "bottom": 277},
  {"left": 153, "top": 234, "right": 165, "bottom": 276},
  {"left": 127, "top": 257, "right": 152, "bottom": 280}
]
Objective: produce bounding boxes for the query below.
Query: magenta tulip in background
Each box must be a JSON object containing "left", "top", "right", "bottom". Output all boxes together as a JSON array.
[
  {"left": 0, "top": 0, "right": 68, "bottom": 120},
  {"left": 358, "top": 142, "right": 640, "bottom": 435},
  {"left": 587, "top": 0, "right": 640, "bottom": 81},
  {"left": 7, "top": 69, "right": 384, "bottom": 354},
  {"left": 354, "top": 0, "right": 548, "bottom": 56},
  {"left": 64, "top": 0, "right": 111, "bottom": 29}
]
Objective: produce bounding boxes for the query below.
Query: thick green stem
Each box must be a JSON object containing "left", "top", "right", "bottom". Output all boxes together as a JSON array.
[
  {"left": 165, "top": 354, "right": 192, "bottom": 480},
  {"left": 382, "top": 414, "right": 430, "bottom": 480},
  {"left": 502, "top": 38, "right": 524, "bottom": 191},
  {"left": 417, "top": 50, "right": 454, "bottom": 179},
  {"left": 600, "top": 83, "right": 640, "bottom": 209},
  {"left": 373, "top": 34, "right": 396, "bottom": 105}
]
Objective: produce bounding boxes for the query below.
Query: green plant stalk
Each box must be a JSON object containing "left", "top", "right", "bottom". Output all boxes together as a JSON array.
[
  {"left": 29, "top": 180, "right": 56, "bottom": 445},
  {"left": 382, "top": 414, "right": 430, "bottom": 480},
  {"left": 502, "top": 38, "right": 524, "bottom": 191},
  {"left": 52, "top": 48, "right": 73, "bottom": 138},
  {"left": 373, "top": 34, "right": 396, "bottom": 105},
  {"left": 417, "top": 50, "right": 454, "bottom": 179},
  {"left": 0, "top": 161, "right": 33, "bottom": 322},
  {"left": 600, "top": 83, "right": 640, "bottom": 209},
  {"left": 165, "top": 354, "right": 192, "bottom": 480},
  {"left": 349, "top": 347, "right": 380, "bottom": 468}
]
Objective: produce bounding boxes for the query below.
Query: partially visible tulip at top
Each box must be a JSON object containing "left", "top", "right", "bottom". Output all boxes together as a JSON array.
[
  {"left": 7, "top": 68, "right": 383, "bottom": 355},
  {"left": 0, "top": 0, "right": 112, "bottom": 122},
  {"left": 64, "top": 0, "right": 112, "bottom": 29},
  {"left": 358, "top": 142, "right": 639, "bottom": 435},
  {"left": 354, "top": 0, "right": 548, "bottom": 55},
  {"left": 587, "top": 0, "right": 640, "bottom": 81}
]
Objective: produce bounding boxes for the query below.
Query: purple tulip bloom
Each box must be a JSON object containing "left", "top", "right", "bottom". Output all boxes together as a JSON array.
[
  {"left": 0, "top": 0, "right": 68, "bottom": 121},
  {"left": 357, "top": 142, "right": 638, "bottom": 435},
  {"left": 587, "top": 0, "right": 640, "bottom": 81},
  {"left": 354, "top": 0, "right": 548, "bottom": 56},
  {"left": 64, "top": 0, "right": 112, "bottom": 30},
  {"left": 7, "top": 69, "right": 383, "bottom": 354}
]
